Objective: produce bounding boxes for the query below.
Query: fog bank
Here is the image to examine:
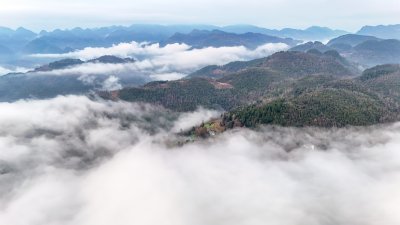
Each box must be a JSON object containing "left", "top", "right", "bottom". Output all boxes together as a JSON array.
[
  {"left": 0, "top": 96, "right": 399, "bottom": 225},
  {"left": 30, "top": 42, "right": 289, "bottom": 81}
]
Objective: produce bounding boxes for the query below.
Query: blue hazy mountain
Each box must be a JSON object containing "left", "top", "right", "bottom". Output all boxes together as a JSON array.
[
  {"left": 0, "top": 44, "right": 13, "bottom": 55},
  {"left": 0, "top": 56, "right": 145, "bottom": 101},
  {"left": 290, "top": 41, "right": 332, "bottom": 52},
  {"left": 160, "top": 29, "right": 300, "bottom": 48},
  {"left": 0, "top": 25, "right": 222, "bottom": 55},
  {"left": 0, "top": 24, "right": 350, "bottom": 56},
  {"left": 24, "top": 25, "right": 222, "bottom": 54},
  {"left": 357, "top": 24, "right": 400, "bottom": 40},
  {"left": 0, "top": 27, "right": 37, "bottom": 53},
  {"left": 350, "top": 39, "right": 400, "bottom": 66},
  {"left": 327, "top": 34, "right": 381, "bottom": 47},
  {"left": 291, "top": 34, "right": 400, "bottom": 67},
  {"left": 0, "top": 24, "right": 397, "bottom": 69},
  {"left": 221, "top": 25, "right": 349, "bottom": 40}
]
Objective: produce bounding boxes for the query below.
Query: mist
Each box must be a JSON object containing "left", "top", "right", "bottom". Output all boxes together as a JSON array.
[
  {"left": 31, "top": 42, "right": 289, "bottom": 80},
  {"left": 0, "top": 66, "right": 29, "bottom": 76},
  {"left": 0, "top": 96, "right": 400, "bottom": 225},
  {"left": 0, "top": 42, "right": 288, "bottom": 103}
]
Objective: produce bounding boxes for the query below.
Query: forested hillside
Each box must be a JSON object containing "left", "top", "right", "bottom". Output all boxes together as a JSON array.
[{"left": 107, "top": 52, "right": 400, "bottom": 131}]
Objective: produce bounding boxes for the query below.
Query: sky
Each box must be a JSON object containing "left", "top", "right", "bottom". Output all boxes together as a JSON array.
[{"left": 0, "top": 0, "right": 399, "bottom": 32}]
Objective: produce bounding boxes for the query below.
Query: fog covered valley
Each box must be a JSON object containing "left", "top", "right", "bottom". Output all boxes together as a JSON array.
[{"left": 1, "top": 96, "right": 400, "bottom": 225}]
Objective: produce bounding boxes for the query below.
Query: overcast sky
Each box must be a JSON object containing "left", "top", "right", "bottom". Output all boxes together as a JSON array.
[{"left": 0, "top": 0, "right": 399, "bottom": 32}]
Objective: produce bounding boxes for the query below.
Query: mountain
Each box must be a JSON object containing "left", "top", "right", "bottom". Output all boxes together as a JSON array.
[
  {"left": 160, "top": 30, "right": 299, "bottom": 49},
  {"left": 21, "top": 25, "right": 222, "bottom": 54},
  {"left": 22, "top": 39, "right": 66, "bottom": 54},
  {"left": 186, "top": 64, "right": 400, "bottom": 137},
  {"left": 327, "top": 34, "right": 381, "bottom": 47},
  {"left": 220, "top": 25, "right": 277, "bottom": 35},
  {"left": 126, "top": 24, "right": 219, "bottom": 42},
  {"left": 103, "top": 53, "right": 400, "bottom": 129},
  {"left": 24, "top": 27, "right": 115, "bottom": 53},
  {"left": 359, "top": 64, "right": 400, "bottom": 101},
  {"left": 350, "top": 39, "right": 400, "bottom": 66},
  {"left": 0, "top": 44, "right": 13, "bottom": 55},
  {"left": 111, "top": 51, "right": 359, "bottom": 112},
  {"left": 0, "top": 56, "right": 144, "bottom": 101},
  {"left": 291, "top": 36, "right": 400, "bottom": 67},
  {"left": 357, "top": 24, "right": 400, "bottom": 40},
  {"left": 33, "top": 58, "right": 85, "bottom": 72},
  {"left": 87, "top": 55, "right": 135, "bottom": 64},
  {"left": 0, "top": 27, "right": 14, "bottom": 36},
  {"left": 278, "top": 26, "right": 349, "bottom": 41},
  {"left": 221, "top": 25, "right": 349, "bottom": 41},
  {"left": 228, "top": 64, "right": 400, "bottom": 127},
  {"left": 32, "top": 55, "right": 135, "bottom": 72},
  {"left": 13, "top": 27, "right": 37, "bottom": 39},
  {"left": 0, "top": 27, "right": 37, "bottom": 52},
  {"left": 0, "top": 73, "right": 92, "bottom": 101},
  {"left": 0, "top": 24, "right": 355, "bottom": 57},
  {"left": 0, "top": 24, "right": 350, "bottom": 55},
  {"left": 290, "top": 41, "right": 332, "bottom": 52},
  {"left": 189, "top": 50, "right": 358, "bottom": 79}
]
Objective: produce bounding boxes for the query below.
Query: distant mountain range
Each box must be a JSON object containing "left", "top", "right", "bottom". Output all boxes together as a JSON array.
[
  {"left": 357, "top": 24, "right": 400, "bottom": 40},
  {"left": 327, "top": 34, "right": 381, "bottom": 47},
  {"left": 0, "top": 27, "right": 36, "bottom": 53},
  {"left": 289, "top": 34, "right": 400, "bottom": 67},
  {"left": 213, "top": 25, "right": 349, "bottom": 41},
  {"left": 0, "top": 24, "right": 351, "bottom": 56},
  {"left": 160, "top": 29, "right": 300, "bottom": 49},
  {"left": 0, "top": 56, "right": 146, "bottom": 101},
  {"left": 0, "top": 24, "right": 398, "bottom": 60}
]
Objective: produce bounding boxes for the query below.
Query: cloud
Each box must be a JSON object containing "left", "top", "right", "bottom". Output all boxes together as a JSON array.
[
  {"left": 30, "top": 42, "right": 289, "bottom": 82},
  {"left": 32, "top": 42, "right": 192, "bottom": 60},
  {"left": 1, "top": 96, "right": 400, "bottom": 224},
  {"left": 0, "top": 67, "right": 11, "bottom": 76},
  {"left": 149, "top": 72, "right": 187, "bottom": 81},
  {"left": 0, "top": 66, "right": 30, "bottom": 76},
  {"left": 171, "top": 107, "right": 220, "bottom": 132},
  {"left": 101, "top": 76, "right": 122, "bottom": 91}
]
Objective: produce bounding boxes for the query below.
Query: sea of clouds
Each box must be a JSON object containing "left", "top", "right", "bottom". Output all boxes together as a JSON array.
[
  {"left": 30, "top": 42, "right": 289, "bottom": 81},
  {"left": 0, "top": 95, "right": 400, "bottom": 225}
]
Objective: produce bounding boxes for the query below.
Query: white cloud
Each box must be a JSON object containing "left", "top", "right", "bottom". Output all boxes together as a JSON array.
[
  {"left": 149, "top": 72, "right": 187, "bottom": 81},
  {"left": 32, "top": 42, "right": 191, "bottom": 60},
  {"left": 0, "top": 66, "right": 30, "bottom": 76},
  {"left": 171, "top": 107, "right": 220, "bottom": 132},
  {"left": 0, "top": 67, "right": 11, "bottom": 76},
  {"left": 37, "top": 62, "right": 140, "bottom": 76},
  {"left": 31, "top": 42, "right": 289, "bottom": 81},
  {"left": 101, "top": 76, "right": 122, "bottom": 91},
  {"left": 1, "top": 96, "right": 400, "bottom": 224}
]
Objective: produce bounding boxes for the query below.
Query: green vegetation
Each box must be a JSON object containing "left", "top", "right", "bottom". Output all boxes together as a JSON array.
[
  {"left": 360, "top": 64, "right": 400, "bottom": 81},
  {"left": 113, "top": 52, "right": 400, "bottom": 129},
  {"left": 118, "top": 78, "right": 238, "bottom": 111},
  {"left": 190, "top": 51, "right": 358, "bottom": 79},
  {"left": 228, "top": 89, "right": 384, "bottom": 127}
]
